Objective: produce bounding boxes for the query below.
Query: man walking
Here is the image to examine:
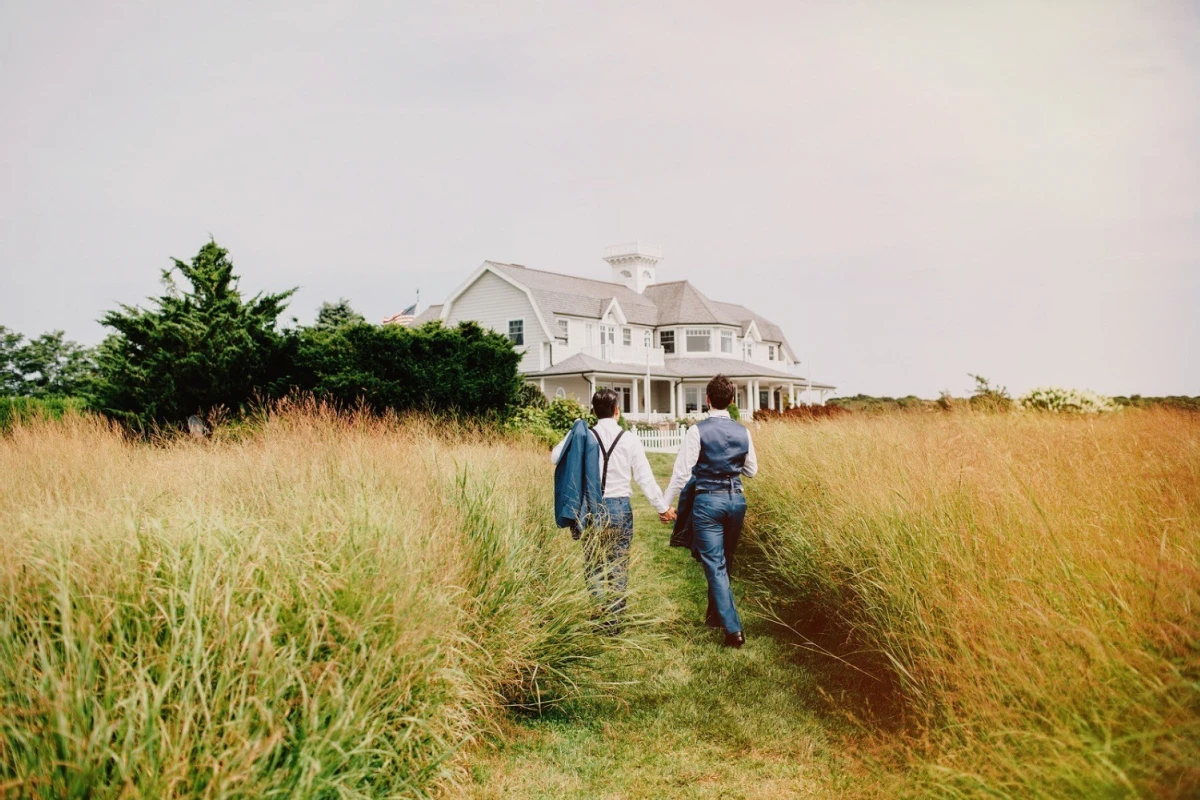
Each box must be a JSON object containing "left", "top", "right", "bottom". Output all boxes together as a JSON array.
[
  {"left": 551, "top": 389, "right": 673, "bottom": 624},
  {"left": 664, "top": 375, "right": 758, "bottom": 648}
]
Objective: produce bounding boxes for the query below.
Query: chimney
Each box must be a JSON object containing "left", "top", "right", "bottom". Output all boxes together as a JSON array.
[{"left": 603, "top": 241, "right": 662, "bottom": 294}]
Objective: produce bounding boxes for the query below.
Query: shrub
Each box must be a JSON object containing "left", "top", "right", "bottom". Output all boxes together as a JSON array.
[
  {"left": 517, "top": 382, "right": 549, "bottom": 410},
  {"left": 967, "top": 374, "right": 1013, "bottom": 412},
  {"left": 0, "top": 396, "right": 88, "bottom": 432},
  {"left": 1018, "top": 386, "right": 1118, "bottom": 413},
  {"left": 545, "top": 397, "right": 595, "bottom": 434},
  {"left": 727, "top": 403, "right": 741, "bottom": 421},
  {"left": 504, "top": 404, "right": 559, "bottom": 448},
  {"left": 288, "top": 320, "right": 522, "bottom": 417}
]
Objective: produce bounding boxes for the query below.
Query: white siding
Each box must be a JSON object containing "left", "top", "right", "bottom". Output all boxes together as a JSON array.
[{"left": 445, "top": 270, "right": 546, "bottom": 373}]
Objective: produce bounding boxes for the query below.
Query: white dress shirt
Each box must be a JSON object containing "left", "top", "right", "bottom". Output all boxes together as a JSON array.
[
  {"left": 550, "top": 417, "right": 669, "bottom": 514},
  {"left": 663, "top": 409, "right": 758, "bottom": 508}
]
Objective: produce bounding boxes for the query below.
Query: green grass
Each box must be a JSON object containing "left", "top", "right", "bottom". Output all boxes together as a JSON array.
[{"left": 466, "top": 454, "right": 851, "bottom": 799}]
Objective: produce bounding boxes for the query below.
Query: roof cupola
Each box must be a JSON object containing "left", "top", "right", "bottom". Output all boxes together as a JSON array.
[{"left": 603, "top": 241, "right": 662, "bottom": 294}]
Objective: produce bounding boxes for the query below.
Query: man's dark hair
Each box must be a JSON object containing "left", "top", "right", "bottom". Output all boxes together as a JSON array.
[
  {"left": 706, "top": 374, "right": 737, "bottom": 410},
  {"left": 592, "top": 388, "right": 620, "bottom": 419}
]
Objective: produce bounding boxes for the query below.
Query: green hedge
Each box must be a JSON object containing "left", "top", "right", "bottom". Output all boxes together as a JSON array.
[{"left": 0, "top": 396, "right": 87, "bottom": 432}]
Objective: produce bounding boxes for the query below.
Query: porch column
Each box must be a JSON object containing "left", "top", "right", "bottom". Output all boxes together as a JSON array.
[
  {"left": 670, "top": 381, "right": 678, "bottom": 417},
  {"left": 539, "top": 377, "right": 546, "bottom": 394},
  {"left": 631, "top": 378, "right": 639, "bottom": 418},
  {"left": 677, "top": 382, "right": 686, "bottom": 416},
  {"left": 767, "top": 384, "right": 776, "bottom": 410},
  {"left": 644, "top": 376, "right": 651, "bottom": 416},
  {"left": 789, "top": 382, "right": 795, "bottom": 408},
  {"left": 589, "top": 375, "right": 596, "bottom": 399},
  {"left": 745, "top": 379, "right": 754, "bottom": 419}
]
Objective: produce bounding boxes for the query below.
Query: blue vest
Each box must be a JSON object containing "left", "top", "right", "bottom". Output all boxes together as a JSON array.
[{"left": 692, "top": 416, "right": 750, "bottom": 492}]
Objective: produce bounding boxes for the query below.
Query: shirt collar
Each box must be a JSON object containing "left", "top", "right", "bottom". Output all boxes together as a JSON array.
[
  {"left": 708, "top": 409, "right": 731, "bottom": 418},
  {"left": 596, "top": 417, "right": 621, "bottom": 429}
]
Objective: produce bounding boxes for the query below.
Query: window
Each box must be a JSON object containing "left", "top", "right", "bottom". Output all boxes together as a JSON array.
[
  {"left": 744, "top": 341, "right": 754, "bottom": 360},
  {"left": 643, "top": 330, "right": 652, "bottom": 348},
  {"left": 508, "top": 319, "right": 524, "bottom": 346},
  {"left": 686, "top": 328, "right": 712, "bottom": 353},
  {"left": 721, "top": 330, "right": 734, "bottom": 354},
  {"left": 660, "top": 330, "right": 675, "bottom": 354},
  {"left": 768, "top": 345, "right": 777, "bottom": 361},
  {"left": 555, "top": 387, "right": 566, "bottom": 399},
  {"left": 623, "top": 327, "right": 632, "bottom": 346},
  {"left": 685, "top": 387, "right": 700, "bottom": 414},
  {"left": 585, "top": 323, "right": 594, "bottom": 345},
  {"left": 557, "top": 318, "right": 569, "bottom": 343},
  {"left": 760, "top": 390, "right": 770, "bottom": 409}
]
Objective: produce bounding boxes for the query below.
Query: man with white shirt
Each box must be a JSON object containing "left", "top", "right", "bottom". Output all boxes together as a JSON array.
[
  {"left": 551, "top": 389, "right": 673, "bottom": 623},
  {"left": 664, "top": 375, "right": 758, "bottom": 648}
]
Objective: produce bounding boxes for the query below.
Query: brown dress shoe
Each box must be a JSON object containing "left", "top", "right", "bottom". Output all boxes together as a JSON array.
[{"left": 723, "top": 631, "right": 745, "bottom": 648}]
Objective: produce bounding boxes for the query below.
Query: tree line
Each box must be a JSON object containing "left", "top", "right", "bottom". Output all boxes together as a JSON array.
[{"left": 3, "top": 240, "right": 524, "bottom": 430}]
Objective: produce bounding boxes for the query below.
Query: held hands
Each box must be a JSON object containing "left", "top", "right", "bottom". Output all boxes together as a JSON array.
[{"left": 658, "top": 507, "right": 677, "bottom": 524}]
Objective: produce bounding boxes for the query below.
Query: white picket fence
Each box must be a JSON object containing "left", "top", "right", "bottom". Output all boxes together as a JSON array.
[{"left": 633, "top": 425, "right": 685, "bottom": 453}]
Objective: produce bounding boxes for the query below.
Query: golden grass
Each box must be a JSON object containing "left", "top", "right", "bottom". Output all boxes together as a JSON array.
[
  {"left": 0, "top": 407, "right": 617, "bottom": 798},
  {"left": 746, "top": 410, "right": 1200, "bottom": 798}
]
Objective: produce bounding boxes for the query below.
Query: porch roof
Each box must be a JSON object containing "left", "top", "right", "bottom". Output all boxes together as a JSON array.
[{"left": 527, "top": 354, "right": 835, "bottom": 389}]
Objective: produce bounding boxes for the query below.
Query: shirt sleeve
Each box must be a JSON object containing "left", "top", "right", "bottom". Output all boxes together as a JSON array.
[
  {"left": 664, "top": 425, "right": 701, "bottom": 508},
  {"left": 628, "top": 435, "right": 669, "bottom": 514},
  {"left": 742, "top": 430, "right": 758, "bottom": 478},
  {"left": 549, "top": 431, "right": 570, "bottom": 464}
]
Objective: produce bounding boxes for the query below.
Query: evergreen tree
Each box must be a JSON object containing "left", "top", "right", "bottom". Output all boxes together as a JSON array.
[
  {"left": 313, "top": 298, "right": 367, "bottom": 331},
  {"left": 91, "top": 240, "right": 295, "bottom": 428}
]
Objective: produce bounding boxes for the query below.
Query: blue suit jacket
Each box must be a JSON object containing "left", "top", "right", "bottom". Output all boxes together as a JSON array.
[{"left": 554, "top": 418, "right": 603, "bottom": 539}]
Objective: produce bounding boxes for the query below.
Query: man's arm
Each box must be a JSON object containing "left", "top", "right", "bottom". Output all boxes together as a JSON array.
[
  {"left": 549, "top": 430, "right": 571, "bottom": 464},
  {"left": 628, "top": 436, "right": 669, "bottom": 514},
  {"left": 663, "top": 425, "right": 701, "bottom": 507},
  {"left": 742, "top": 430, "right": 758, "bottom": 478}
]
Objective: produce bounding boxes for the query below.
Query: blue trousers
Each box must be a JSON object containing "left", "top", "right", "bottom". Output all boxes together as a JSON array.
[
  {"left": 692, "top": 491, "right": 746, "bottom": 634},
  {"left": 582, "top": 497, "right": 634, "bottom": 615}
]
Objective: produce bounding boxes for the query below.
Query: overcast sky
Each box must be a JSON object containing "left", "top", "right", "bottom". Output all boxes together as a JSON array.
[{"left": 3, "top": 1, "right": 1198, "bottom": 397}]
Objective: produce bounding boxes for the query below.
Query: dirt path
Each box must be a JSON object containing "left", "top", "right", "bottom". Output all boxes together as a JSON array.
[{"left": 465, "top": 454, "right": 849, "bottom": 799}]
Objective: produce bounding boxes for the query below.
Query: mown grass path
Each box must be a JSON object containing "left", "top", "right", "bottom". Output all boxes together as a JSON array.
[{"left": 466, "top": 454, "right": 850, "bottom": 799}]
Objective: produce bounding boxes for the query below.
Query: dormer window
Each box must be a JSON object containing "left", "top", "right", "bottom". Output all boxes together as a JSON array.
[
  {"left": 721, "top": 330, "right": 734, "bottom": 354},
  {"left": 744, "top": 341, "right": 754, "bottom": 360},
  {"left": 643, "top": 330, "right": 652, "bottom": 348},
  {"left": 558, "top": 318, "right": 569, "bottom": 344},
  {"left": 768, "top": 345, "right": 777, "bottom": 361},
  {"left": 621, "top": 270, "right": 632, "bottom": 278},
  {"left": 686, "top": 328, "right": 712, "bottom": 353},
  {"left": 622, "top": 327, "right": 632, "bottom": 346}
]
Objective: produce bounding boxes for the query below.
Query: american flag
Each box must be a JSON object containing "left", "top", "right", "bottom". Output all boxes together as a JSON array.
[{"left": 382, "top": 301, "right": 418, "bottom": 327}]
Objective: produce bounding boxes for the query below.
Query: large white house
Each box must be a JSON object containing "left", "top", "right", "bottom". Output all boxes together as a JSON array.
[{"left": 412, "top": 243, "right": 835, "bottom": 421}]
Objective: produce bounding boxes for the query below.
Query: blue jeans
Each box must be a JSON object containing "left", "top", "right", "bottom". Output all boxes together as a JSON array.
[
  {"left": 692, "top": 491, "right": 746, "bottom": 634},
  {"left": 582, "top": 497, "right": 634, "bottom": 615}
]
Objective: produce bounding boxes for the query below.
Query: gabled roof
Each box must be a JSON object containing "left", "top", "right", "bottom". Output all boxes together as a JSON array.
[{"left": 488, "top": 262, "right": 659, "bottom": 326}]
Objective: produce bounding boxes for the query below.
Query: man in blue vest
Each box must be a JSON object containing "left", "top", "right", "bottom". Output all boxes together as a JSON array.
[{"left": 664, "top": 374, "right": 758, "bottom": 648}]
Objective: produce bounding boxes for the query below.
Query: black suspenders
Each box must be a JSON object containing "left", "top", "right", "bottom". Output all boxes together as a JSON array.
[{"left": 590, "top": 427, "right": 626, "bottom": 495}]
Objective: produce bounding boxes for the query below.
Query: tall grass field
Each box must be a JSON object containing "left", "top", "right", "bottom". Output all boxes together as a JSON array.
[
  {"left": 746, "top": 410, "right": 1199, "bottom": 797},
  {"left": 0, "top": 408, "right": 619, "bottom": 798}
]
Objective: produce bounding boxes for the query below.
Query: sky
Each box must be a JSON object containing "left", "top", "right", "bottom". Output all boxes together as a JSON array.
[{"left": 2, "top": 1, "right": 1198, "bottom": 398}]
